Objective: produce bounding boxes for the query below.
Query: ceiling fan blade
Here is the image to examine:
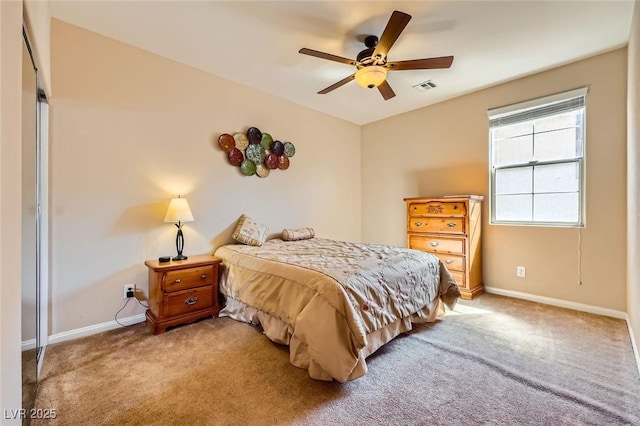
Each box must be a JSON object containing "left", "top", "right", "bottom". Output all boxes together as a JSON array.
[
  {"left": 377, "top": 80, "right": 396, "bottom": 100},
  {"left": 373, "top": 10, "right": 411, "bottom": 59},
  {"left": 386, "top": 56, "right": 454, "bottom": 71},
  {"left": 318, "top": 74, "right": 356, "bottom": 94},
  {"left": 299, "top": 48, "right": 357, "bottom": 66}
]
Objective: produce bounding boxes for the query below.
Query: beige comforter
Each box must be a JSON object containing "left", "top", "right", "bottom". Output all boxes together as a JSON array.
[{"left": 214, "top": 238, "right": 460, "bottom": 382}]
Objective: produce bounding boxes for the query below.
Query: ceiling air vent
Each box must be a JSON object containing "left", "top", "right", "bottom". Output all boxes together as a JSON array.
[{"left": 413, "top": 80, "right": 437, "bottom": 92}]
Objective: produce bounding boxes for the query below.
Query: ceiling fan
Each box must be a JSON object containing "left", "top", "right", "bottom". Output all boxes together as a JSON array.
[{"left": 299, "top": 10, "right": 454, "bottom": 100}]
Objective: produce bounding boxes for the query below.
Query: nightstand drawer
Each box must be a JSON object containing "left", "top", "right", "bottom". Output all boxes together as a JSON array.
[
  {"left": 409, "top": 217, "right": 465, "bottom": 234},
  {"left": 162, "top": 265, "right": 216, "bottom": 292},
  {"left": 409, "top": 235, "right": 465, "bottom": 254},
  {"left": 165, "top": 285, "right": 214, "bottom": 317}
]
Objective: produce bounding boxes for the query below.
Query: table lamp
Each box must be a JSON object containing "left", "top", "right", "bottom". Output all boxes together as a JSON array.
[{"left": 164, "top": 195, "right": 194, "bottom": 261}]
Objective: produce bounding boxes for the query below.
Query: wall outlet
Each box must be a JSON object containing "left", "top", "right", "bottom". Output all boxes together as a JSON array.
[
  {"left": 123, "top": 284, "right": 135, "bottom": 299},
  {"left": 516, "top": 266, "right": 526, "bottom": 278}
]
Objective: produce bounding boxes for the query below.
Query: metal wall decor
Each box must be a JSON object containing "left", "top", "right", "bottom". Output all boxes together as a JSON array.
[{"left": 217, "top": 127, "right": 295, "bottom": 177}]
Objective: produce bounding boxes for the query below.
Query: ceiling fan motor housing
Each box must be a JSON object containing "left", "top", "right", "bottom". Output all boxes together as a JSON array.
[
  {"left": 358, "top": 35, "right": 382, "bottom": 64},
  {"left": 356, "top": 47, "right": 376, "bottom": 64}
]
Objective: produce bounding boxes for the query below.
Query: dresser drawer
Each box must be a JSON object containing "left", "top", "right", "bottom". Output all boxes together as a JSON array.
[
  {"left": 408, "top": 201, "right": 467, "bottom": 217},
  {"left": 164, "top": 285, "right": 214, "bottom": 317},
  {"left": 450, "top": 270, "right": 467, "bottom": 289},
  {"left": 162, "top": 265, "right": 216, "bottom": 292},
  {"left": 433, "top": 253, "right": 465, "bottom": 272},
  {"left": 409, "top": 217, "right": 465, "bottom": 234},
  {"left": 409, "top": 235, "right": 465, "bottom": 255}
]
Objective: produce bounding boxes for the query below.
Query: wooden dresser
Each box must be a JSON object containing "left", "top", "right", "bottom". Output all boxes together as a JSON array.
[
  {"left": 145, "top": 255, "right": 221, "bottom": 334},
  {"left": 404, "top": 196, "right": 484, "bottom": 299}
]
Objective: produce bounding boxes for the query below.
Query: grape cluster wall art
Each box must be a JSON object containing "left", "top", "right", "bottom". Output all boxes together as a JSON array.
[{"left": 217, "top": 127, "right": 295, "bottom": 178}]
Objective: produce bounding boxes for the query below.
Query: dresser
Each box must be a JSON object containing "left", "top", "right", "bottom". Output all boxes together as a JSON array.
[
  {"left": 145, "top": 255, "right": 221, "bottom": 334},
  {"left": 404, "top": 196, "right": 484, "bottom": 300}
]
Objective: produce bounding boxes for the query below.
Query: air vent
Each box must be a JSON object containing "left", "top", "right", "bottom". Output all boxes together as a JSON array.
[{"left": 413, "top": 80, "right": 437, "bottom": 92}]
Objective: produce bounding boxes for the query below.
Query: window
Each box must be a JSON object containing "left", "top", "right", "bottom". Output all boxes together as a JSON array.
[{"left": 488, "top": 87, "right": 587, "bottom": 226}]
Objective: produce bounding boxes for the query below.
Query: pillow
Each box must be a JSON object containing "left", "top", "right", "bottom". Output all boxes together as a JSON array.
[
  {"left": 282, "top": 227, "right": 315, "bottom": 241},
  {"left": 232, "top": 215, "right": 269, "bottom": 246}
]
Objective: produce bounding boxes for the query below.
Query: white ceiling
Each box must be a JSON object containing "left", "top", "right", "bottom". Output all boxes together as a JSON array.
[{"left": 49, "top": 1, "right": 634, "bottom": 125}]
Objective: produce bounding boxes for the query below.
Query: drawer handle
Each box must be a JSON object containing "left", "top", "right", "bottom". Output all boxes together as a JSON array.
[
  {"left": 201, "top": 274, "right": 207, "bottom": 279},
  {"left": 174, "top": 278, "right": 181, "bottom": 284},
  {"left": 447, "top": 223, "right": 456, "bottom": 228},
  {"left": 430, "top": 241, "right": 439, "bottom": 247},
  {"left": 445, "top": 259, "right": 453, "bottom": 264},
  {"left": 184, "top": 296, "right": 199, "bottom": 306},
  {"left": 414, "top": 221, "right": 423, "bottom": 227}
]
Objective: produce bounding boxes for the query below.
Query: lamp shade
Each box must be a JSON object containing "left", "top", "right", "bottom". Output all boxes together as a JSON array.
[
  {"left": 164, "top": 196, "right": 194, "bottom": 223},
  {"left": 354, "top": 66, "right": 387, "bottom": 89}
]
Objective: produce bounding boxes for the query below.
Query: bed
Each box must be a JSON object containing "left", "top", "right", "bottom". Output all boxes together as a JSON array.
[{"left": 214, "top": 236, "right": 460, "bottom": 382}]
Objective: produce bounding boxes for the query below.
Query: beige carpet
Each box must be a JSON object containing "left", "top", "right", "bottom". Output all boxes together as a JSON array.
[{"left": 33, "top": 294, "right": 640, "bottom": 425}]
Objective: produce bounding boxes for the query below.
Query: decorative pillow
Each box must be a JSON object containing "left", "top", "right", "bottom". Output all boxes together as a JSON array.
[
  {"left": 232, "top": 215, "right": 269, "bottom": 246},
  {"left": 282, "top": 227, "right": 315, "bottom": 241}
]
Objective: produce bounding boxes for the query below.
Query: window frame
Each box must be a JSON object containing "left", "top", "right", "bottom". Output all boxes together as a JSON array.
[{"left": 488, "top": 87, "right": 588, "bottom": 227}]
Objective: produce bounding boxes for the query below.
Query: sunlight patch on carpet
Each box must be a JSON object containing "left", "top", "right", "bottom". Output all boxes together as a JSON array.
[{"left": 445, "top": 303, "right": 493, "bottom": 316}]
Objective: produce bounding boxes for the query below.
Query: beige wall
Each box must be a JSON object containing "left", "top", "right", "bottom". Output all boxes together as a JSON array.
[
  {"left": 362, "top": 49, "right": 628, "bottom": 312},
  {"left": 1, "top": 0, "right": 25, "bottom": 419},
  {"left": 49, "top": 20, "right": 361, "bottom": 334},
  {"left": 627, "top": 1, "right": 640, "bottom": 359}
]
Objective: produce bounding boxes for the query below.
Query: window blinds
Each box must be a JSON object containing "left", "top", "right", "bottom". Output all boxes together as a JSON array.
[{"left": 488, "top": 87, "right": 588, "bottom": 128}]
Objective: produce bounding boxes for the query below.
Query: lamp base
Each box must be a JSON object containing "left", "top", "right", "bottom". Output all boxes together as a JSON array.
[{"left": 173, "top": 227, "right": 188, "bottom": 261}]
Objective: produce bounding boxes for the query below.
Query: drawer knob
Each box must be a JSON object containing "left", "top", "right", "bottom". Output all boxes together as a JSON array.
[
  {"left": 445, "top": 259, "right": 453, "bottom": 264},
  {"left": 184, "top": 296, "right": 199, "bottom": 306},
  {"left": 414, "top": 221, "right": 423, "bottom": 227},
  {"left": 174, "top": 278, "right": 181, "bottom": 284},
  {"left": 447, "top": 223, "right": 456, "bottom": 228},
  {"left": 201, "top": 274, "right": 207, "bottom": 279},
  {"left": 430, "top": 241, "right": 439, "bottom": 247}
]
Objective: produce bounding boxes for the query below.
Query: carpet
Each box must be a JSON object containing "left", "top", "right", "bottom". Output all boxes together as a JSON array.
[{"left": 33, "top": 294, "right": 640, "bottom": 425}]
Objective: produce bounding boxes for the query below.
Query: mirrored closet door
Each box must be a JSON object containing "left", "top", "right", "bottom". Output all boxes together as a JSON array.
[{"left": 22, "top": 24, "right": 47, "bottom": 416}]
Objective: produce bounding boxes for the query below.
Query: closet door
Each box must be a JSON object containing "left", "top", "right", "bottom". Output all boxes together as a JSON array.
[{"left": 22, "top": 26, "right": 40, "bottom": 414}]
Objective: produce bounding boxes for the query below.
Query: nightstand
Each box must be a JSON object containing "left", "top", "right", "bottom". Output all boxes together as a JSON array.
[{"left": 144, "top": 255, "right": 221, "bottom": 334}]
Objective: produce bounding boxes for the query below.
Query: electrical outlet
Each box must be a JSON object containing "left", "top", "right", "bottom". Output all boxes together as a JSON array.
[
  {"left": 516, "top": 266, "right": 526, "bottom": 278},
  {"left": 123, "top": 284, "right": 135, "bottom": 299}
]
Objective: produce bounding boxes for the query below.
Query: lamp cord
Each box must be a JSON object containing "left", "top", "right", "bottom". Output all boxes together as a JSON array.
[{"left": 114, "top": 296, "right": 149, "bottom": 328}]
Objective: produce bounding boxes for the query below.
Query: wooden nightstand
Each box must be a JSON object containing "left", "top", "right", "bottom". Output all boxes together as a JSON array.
[{"left": 144, "top": 255, "right": 221, "bottom": 334}]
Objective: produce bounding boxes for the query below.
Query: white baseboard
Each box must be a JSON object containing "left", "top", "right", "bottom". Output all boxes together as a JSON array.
[
  {"left": 48, "top": 313, "right": 146, "bottom": 345},
  {"left": 21, "top": 338, "right": 36, "bottom": 352},
  {"left": 483, "top": 286, "right": 627, "bottom": 319},
  {"left": 626, "top": 315, "right": 640, "bottom": 377}
]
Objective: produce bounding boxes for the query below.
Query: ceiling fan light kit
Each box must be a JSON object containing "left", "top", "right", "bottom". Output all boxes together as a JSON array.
[
  {"left": 355, "top": 66, "right": 387, "bottom": 89},
  {"left": 298, "top": 10, "right": 454, "bottom": 101}
]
